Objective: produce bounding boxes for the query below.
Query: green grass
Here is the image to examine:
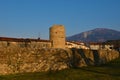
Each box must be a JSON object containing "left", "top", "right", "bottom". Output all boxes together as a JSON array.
[{"left": 0, "top": 58, "right": 120, "bottom": 80}]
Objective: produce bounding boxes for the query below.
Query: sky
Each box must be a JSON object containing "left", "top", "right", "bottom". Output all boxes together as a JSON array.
[{"left": 0, "top": 0, "right": 120, "bottom": 39}]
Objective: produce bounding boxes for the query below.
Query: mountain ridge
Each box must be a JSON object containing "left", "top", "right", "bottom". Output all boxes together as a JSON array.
[{"left": 67, "top": 28, "right": 120, "bottom": 42}]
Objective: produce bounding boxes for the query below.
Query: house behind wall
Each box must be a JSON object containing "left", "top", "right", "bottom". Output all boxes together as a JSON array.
[
  {"left": 66, "top": 41, "right": 89, "bottom": 49},
  {"left": 89, "top": 42, "right": 114, "bottom": 50}
]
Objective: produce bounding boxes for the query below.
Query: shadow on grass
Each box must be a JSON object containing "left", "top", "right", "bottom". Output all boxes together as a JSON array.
[
  {"left": 75, "top": 57, "right": 120, "bottom": 77},
  {"left": 76, "top": 67, "right": 120, "bottom": 77},
  {"left": 101, "top": 58, "right": 120, "bottom": 70}
]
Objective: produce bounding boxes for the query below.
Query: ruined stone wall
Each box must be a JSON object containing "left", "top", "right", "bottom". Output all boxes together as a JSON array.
[
  {"left": 49, "top": 25, "right": 66, "bottom": 49},
  {"left": 0, "top": 47, "right": 119, "bottom": 75},
  {"left": 0, "top": 41, "right": 10, "bottom": 47},
  {"left": 0, "top": 41, "right": 51, "bottom": 48},
  {"left": 29, "top": 42, "right": 51, "bottom": 48}
]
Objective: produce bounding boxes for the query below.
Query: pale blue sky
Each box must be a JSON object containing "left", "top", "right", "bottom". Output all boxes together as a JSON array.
[{"left": 0, "top": 0, "right": 120, "bottom": 39}]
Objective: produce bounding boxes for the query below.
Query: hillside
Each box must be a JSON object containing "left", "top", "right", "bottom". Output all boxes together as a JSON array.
[{"left": 67, "top": 28, "right": 120, "bottom": 42}]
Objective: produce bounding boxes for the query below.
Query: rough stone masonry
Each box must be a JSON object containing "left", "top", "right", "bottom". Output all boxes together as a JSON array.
[{"left": 0, "top": 47, "right": 119, "bottom": 75}]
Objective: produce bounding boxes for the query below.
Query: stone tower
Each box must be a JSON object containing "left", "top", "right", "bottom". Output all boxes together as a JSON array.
[{"left": 49, "top": 25, "right": 66, "bottom": 49}]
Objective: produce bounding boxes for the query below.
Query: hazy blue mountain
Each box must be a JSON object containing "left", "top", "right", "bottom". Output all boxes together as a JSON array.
[{"left": 67, "top": 28, "right": 120, "bottom": 42}]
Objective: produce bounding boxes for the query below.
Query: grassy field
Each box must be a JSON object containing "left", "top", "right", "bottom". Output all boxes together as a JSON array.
[{"left": 0, "top": 57, "right": 120, "bottom": 80}]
